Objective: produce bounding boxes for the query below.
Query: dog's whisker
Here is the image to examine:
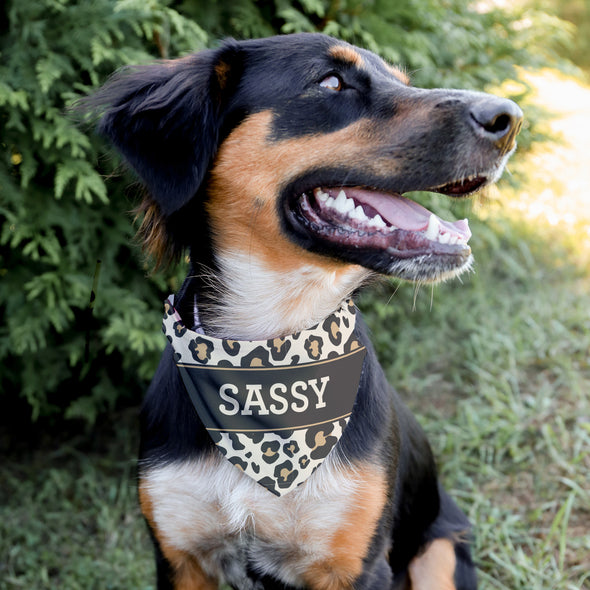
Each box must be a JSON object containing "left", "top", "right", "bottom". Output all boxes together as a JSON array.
[
  {"left": 386, "top": 281, "right": 402, "bottom": 306},
  {"left": 412, "top": 282, "right": 421, "bottom": 311}
]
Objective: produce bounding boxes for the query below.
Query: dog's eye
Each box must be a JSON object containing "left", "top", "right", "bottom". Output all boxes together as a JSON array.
[{"left": 320, "top": 74, "right": 343, "bottom": 91}]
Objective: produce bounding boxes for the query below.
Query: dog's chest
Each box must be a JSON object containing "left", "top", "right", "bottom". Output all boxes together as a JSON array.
[{"left": 141, "top": 453, "right": 387, "bottom": 587}]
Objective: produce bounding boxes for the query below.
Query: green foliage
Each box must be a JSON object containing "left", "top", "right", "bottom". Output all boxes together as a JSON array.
[
  {"left": 0, "top": 0, "right": 203, "bottom": 421},
  {"left": 0, "top": 0, "right": 574, "bottom": 424},
  {"left": 178, "top": 0, "right": 571, "bottom": 89},
  {"left": 0, "top": 412, "right": 156, "bottom": 589}
]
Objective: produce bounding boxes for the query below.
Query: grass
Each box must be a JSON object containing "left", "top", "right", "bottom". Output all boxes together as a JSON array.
[
  {"left": 0, "top": 414, "right": 155, "bottom": 589},
  {"left": 359, "top": 215, "right": 590, "bottom": 589},
  {"left": 1, "top": 69, "right": 589, "bottom": 589}
]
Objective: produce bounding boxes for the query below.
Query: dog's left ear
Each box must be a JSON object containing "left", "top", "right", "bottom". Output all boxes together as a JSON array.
[{"left": 88, "top": 43, "right": 241, "bottom": 215}]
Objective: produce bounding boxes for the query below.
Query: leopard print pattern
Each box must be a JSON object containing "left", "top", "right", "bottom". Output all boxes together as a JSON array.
[
  {"left": 163, "top": 297, "right": 359, "bottom": 368},
  {"left": 209, "top": 418, "right": 350, "bottom": 496},
  {"left": 163, "top": 296, "right": 363, "bottom": 496}
]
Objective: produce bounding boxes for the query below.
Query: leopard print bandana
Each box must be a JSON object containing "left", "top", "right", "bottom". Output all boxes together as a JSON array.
[{"left": 163, "top": 296, "right": 366, "bottom": 496}]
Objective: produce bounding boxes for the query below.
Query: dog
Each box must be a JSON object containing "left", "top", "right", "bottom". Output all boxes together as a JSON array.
[{"left": 88, "top": 33, "right": 522, "bottom": 590}]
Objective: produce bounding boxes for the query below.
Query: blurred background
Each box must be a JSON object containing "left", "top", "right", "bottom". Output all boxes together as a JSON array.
[{"left": 1, "top": 0, "right": 589, "bottom": 588}]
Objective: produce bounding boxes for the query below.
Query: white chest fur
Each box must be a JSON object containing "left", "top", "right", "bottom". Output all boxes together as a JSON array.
[{"left": 140, "top": 453, "right": 387, "bottom": 587}]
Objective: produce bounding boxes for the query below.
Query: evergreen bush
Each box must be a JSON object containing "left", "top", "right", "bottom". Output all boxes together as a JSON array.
[
  {"left": 0, "top": 0, "right": 206, "bottom": 422},
  {"left": 0, "top": 0, "right": 570, "bottom": 424}
]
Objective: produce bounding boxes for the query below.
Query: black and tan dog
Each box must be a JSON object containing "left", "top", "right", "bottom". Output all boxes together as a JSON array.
[{"left": 89, "top": 33, "right": 522, "bottom": 590}]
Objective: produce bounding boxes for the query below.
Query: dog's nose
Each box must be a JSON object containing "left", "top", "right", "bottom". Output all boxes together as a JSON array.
[{"left": 469, "top": 97, "right": 523, "bottom": 153}]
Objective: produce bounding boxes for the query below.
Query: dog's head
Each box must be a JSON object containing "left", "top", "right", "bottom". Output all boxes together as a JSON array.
[{"left": 89, "top": 33, "right": 522, "bottom": 329}]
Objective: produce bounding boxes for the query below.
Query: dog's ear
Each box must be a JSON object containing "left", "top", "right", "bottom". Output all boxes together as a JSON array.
[{"left": 89, "top": 43, "right": 241, "bottom": 216}]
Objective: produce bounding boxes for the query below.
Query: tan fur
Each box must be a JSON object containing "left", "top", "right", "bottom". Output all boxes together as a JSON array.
[
  {"left": 200, "top": 110, "right": 387, "bottom": 338},
  {"left": 408, "top": 539, "right": 458, "bottom": 590},
  {"left": 214, "top": 59, "right": 232, "bottom": 91},
  {"left": 302, "top": 466, "right": 389, "bottom": 590},
  {"left": 385, "top": 63, "right": 410, "bottom": 85},
  {"left": 329, "top": 45, "right": 365, "bottom": 68},
  {"left": 139, "top": 482, "right": 218, "bottom": 590},
  {"left": 135, "top": 200, "right": 173, "bottom": 268}
]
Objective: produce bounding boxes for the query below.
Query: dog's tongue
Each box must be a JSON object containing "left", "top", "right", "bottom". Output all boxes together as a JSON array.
[{"left": 350, "top": 188, "right": 471, "bottom": 240}]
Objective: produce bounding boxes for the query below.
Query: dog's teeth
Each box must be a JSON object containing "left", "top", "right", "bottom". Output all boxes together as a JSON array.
[
  {"left": 343, "top": 195, "right": 356, "bottom": 213},
  {"left": 439, "top": 232, "right": 451, "bottom": 244},
  {"left": 368, "top": 214, "right": 387, "bottom": 229},
  {"left": 316, "top": 189, "right": 329, "bottom": 203},
  {"left": 325, "top": 196, "right": 335, "bottom": 208},
  {"left": 374, "top": 214, "right": 387, "bottom": 228},
  {"left": 334, "top": 190, "right": 347, "bottom": 208},
  {"left": 339, "top": 192, "right": 356, "bottom": 214},
  {"left": 349, "top": 205, "right": 368, "bottom": 221},
  {"left": 334, "top": 190, "right": 354, "bottom": 214},
  {"left": 358, "top": 206, "right": 369, "bottom": 220},
  {"left": 424, "top": 214, "right": 440, "bottom": 241},
  {"left": 348, "top": 206, "right": 360, "bottom": 219},
  {"left": 448, "top": 235, "right": 458, "bottom": 245}
]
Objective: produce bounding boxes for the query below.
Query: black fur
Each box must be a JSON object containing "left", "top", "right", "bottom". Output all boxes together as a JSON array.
[{"left": 94, "top": 48, "right": 228, "bottom": 214}]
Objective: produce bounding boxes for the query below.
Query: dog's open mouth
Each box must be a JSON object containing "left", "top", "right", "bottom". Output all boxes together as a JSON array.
[{"left": 294, "top": 179, "right": 485, "bottom": 256}]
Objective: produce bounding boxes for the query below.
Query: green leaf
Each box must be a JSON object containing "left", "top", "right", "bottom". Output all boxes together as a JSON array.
[
  {"left": 0, "top": 81, "right": 29, "bottom": 110},
  {"left": 55, "top": 159, "right": 108, "bottom": 203}
]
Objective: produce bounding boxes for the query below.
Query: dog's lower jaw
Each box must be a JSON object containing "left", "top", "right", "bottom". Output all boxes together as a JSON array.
[
  {"left": 195, "top": 251, "right": 371, "bottom": 340},
  {"left": 386, "top": 251, "right": 474, "bottom": 284}
]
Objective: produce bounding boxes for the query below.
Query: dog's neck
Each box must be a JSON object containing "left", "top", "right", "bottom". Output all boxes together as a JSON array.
[{"left": 188, "top": 251, "right": 371, "bottom": 340}]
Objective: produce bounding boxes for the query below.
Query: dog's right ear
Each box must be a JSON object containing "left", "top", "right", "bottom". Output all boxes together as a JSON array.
[{"left": 85, "top": 43, "right": 242, "bottom": 216}]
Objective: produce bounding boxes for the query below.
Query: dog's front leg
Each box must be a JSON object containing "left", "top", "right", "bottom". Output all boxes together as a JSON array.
[
  {"left": 159, "top": 549, "right": 218, "bottom": 590},
  {"left": 140, "top": 483, "right": 219, "bottom": 590}
]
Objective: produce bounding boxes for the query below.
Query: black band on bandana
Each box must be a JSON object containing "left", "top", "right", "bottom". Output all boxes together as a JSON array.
[{"left": 163, "top": 296, "right": 366, "bottom": 496}]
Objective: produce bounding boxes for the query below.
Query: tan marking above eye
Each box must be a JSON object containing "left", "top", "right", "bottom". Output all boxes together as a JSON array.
[
  {"left": 329, "top": 44, "right": 364, "bottom": 68},
  {"left": 320, "top": 74, "right": 342, "bottom": 91}
]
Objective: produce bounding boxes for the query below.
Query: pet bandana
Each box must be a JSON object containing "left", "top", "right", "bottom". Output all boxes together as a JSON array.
[{"left": 163, "top": 296, "right": 366, "bottom": 496}]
